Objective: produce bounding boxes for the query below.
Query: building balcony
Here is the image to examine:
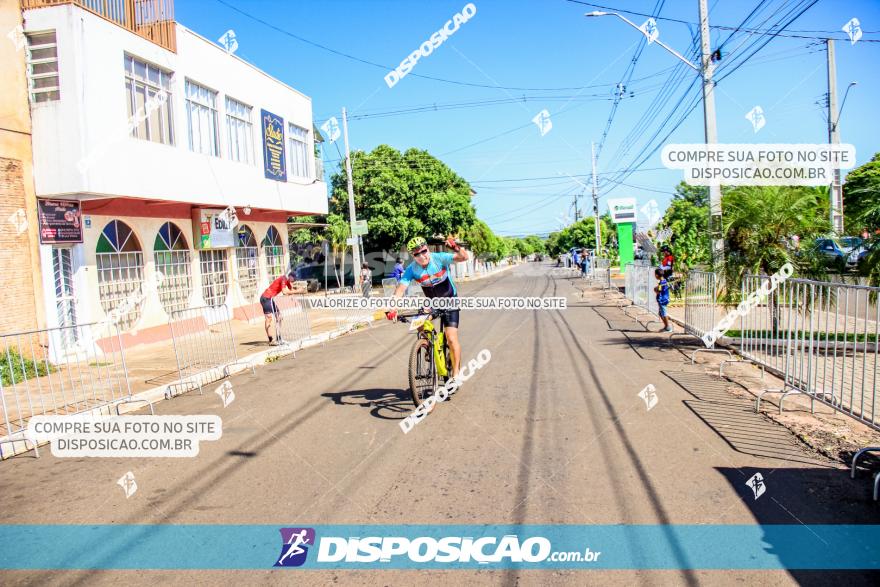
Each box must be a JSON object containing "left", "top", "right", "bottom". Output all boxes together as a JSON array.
[{"left": 22, "top": 0, "right": 176, "bottom": 52}]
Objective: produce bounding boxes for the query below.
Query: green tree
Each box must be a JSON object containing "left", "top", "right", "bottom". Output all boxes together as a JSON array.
[
  {"left": 672, "top": 181, "right": 709, "bottom": 207},
  {"left": 843, "top": 152, "right": 880, "bottom": 233},
  {"left": 463, "top": 219, "right": 498, "bottom": 257},
  {"left": 522, "top": 235, "right": 546, "bottom": 255},
  {"left": 722, "top": 185, "right": 830, "bottom": 284},
  {"left": 659, "top": 199, "right": 709, "bottom": 269},
  {"left": 329, "top": 145, "right": 476, "bottom": 252}
]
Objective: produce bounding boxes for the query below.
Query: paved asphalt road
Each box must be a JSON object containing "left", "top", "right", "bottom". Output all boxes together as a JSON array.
[{"left": 1, "top": 263, "right": 878, "bottom": 586}]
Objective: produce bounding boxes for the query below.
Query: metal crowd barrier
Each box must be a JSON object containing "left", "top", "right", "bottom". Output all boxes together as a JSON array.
[
  {"left": 741, "top": 276, "right": 880, "bottom": 426},
  {"left": 738, "top": 275, "right": 880, "bottom": 497},
  {"left": 0, "top": 321, "right": 142, "bottom": 459},
  {"left": 622, "top": 263, "right": 659, "bottom": 320},
  {"left": 272, "top": 294, "right": 312, "bottom": 353},
  {"left": 587, "top": 257, "right": 612, "bottom": 291},
  {"left": 679, "top": 270, "right": 733, "bottom": 363},
  {"left": 167, "top": 305, "right": 254, "bottom": 398}
]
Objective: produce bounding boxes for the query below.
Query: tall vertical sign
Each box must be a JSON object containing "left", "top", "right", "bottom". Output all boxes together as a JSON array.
[
  {"left": 608, "top": 198, "right": 637, "bottom": 272},
  {"left": 262, "top": 109, "right": 287, "bottom": 181}
]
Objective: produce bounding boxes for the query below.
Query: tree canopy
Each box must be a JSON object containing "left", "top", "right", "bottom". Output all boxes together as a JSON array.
[
  {"left": 844, "top": 152, "right": 880, "bottom": 233},
  {"left": 329, "top": 145, "right": 476, "bottom": 252}
]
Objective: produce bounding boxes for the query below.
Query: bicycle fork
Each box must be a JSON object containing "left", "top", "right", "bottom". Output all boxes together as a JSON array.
[{"left": 433, "top": 331, "right": 448, "bottom": 378}]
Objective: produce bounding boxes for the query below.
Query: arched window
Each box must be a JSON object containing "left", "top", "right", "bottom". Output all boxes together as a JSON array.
[
  {"left": 199, "top": 249, "right": 229, "bottom": 307},
  {"left": 153, "top": 222, "right": 192, "bottom": 316},
  {"left": 262, "top": 225, "right": 285, "bottom": 279},
  {"left": 235, "top": 225, "right": 258, "bottom": 302},
  {"left": 96, "top": 220, "right": 144, "bottom": 331}
]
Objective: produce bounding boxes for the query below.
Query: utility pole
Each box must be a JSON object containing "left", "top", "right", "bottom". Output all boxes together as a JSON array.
[
  {"left": 585, "top": 4, "right": 723, "bottom": 264},
  {"left": 826, "top": 39, "right": 843, "bottom": 234},
  {"left": 591, "top": 141, "right": 601, "bottom": 254},
  {"left": 341, "top": 107, "right": 361, "bottom": 285},
  {"left": 573, "top": 191, "right": 580, "bottom": 222},
  {"left": 698, "top": 0, "right": 723, "bottom": 267}
]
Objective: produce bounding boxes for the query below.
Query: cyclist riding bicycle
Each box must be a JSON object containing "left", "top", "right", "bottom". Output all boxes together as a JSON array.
[{"left": 386, "top": 235, "right": 469, "bottom": 380}]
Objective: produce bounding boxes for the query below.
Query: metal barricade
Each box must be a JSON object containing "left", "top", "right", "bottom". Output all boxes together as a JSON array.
[
  {"left": 272, "top": 294, "right": 312, "bottom": 352},
  {"left": 742, "top": 276, "right": 880, "bottom": 432},
  {"left": 622, "top": 263, "right": 657, "bottom": 318},
  {"left": 588, "top": 257, "right": 612, "bottom": 291},
  {"left": 679, "top": 270, "right": 733, "bottom": 362},
  {"left": 167, "top": 305, "right": 253, "bottom": 397},
  {"left": 0, "top": 321, "right": 138, "bottom": 459},
  {"left": 740, "top": 275, "right": 880, "bottom": 497}
]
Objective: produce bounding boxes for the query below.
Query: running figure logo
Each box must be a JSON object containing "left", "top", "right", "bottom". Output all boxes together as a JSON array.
[
  {"left": 275, "top": 527, "right": 315, "bottom": 567},
  {"left": 745, "top": 472, "right": 766, "bottom": 500}
]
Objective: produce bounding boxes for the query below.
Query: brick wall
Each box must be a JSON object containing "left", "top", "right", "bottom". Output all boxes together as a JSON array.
[{"left": 0, "top": 157, "right": 40, "bottom": 334}]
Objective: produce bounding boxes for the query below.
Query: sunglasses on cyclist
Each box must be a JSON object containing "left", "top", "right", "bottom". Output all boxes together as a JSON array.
[{"left": 413, "top": 248, "right": 429, "bottom": 258}]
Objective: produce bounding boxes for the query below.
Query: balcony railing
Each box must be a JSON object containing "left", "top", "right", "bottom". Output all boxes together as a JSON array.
[{"left": 21, "top": 0, "right": 177, "bottom": 52}]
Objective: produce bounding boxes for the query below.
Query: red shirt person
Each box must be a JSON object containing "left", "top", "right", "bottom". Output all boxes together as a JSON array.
[
  {"left": 660, "top": 246, "right": 675, "bottom": 278},
  {"left": 260, "top": 272, "right": 295, "bottom": 344}
]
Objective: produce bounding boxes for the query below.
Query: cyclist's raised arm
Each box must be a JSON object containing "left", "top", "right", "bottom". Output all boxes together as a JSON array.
[{"left": 445, "top": 235, "right": 469, "bottom": 262}]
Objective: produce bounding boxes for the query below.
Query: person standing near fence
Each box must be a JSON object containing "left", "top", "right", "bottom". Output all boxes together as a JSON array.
[
  {"left": 654, "top": 267, "right": 673, "bottom": 332},
  {"left": 260, "top": 272, "right": 295, "bottom": 344},
  {"left": 660, "top": 245, "right": 675, "bottom": 278},
  {"left": 360, "top": 263, "right": 372, "bottom": 298}
]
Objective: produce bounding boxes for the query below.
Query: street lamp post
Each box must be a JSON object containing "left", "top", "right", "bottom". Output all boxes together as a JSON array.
[{"left": 586, "top": 1, "right": 724, "bottom": 266}]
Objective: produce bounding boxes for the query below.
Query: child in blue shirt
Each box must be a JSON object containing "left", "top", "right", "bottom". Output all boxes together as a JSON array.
[{"left": 654, "top": 267, "right": 673, "bottom": 332}]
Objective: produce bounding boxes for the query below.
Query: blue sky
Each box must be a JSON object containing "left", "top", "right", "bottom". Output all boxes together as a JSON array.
[{"left": 178, "top": 0, "right": 880, "bottom": 237}]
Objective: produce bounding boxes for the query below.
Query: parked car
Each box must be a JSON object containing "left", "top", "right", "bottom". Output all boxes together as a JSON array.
[
  {"left": 840, "top": 236, "right": 865, "bottom": 268},
  {"left": 856, "top": 240, "right": 877, "bottom": 270},
  {"left": 813, "top": 238, "right": 850, "bottom": 271}
]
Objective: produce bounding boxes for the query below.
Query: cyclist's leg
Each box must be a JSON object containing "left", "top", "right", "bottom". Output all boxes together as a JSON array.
[{"left": 443, "top": 310, "right": 461, "bottom": 378}]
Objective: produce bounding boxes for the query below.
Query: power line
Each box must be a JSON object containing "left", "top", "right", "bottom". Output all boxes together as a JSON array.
[
  {"left": 212, "top": 0, "right": 694, "bottom": 90},
  {"left": 564, "top": 0, "right": 880, "bottom": 42},
  {"left": 599, "top": 0, "right": 822, "bottom": 194}
]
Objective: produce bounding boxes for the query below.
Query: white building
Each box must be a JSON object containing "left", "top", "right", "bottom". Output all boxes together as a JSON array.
[{"left": 17, "top": 0, "right": 327, "bottom": 347}]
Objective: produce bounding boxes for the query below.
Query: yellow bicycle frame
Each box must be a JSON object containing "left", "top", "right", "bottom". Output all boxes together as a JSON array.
[{"left": 419, "top": 319, "right": 448, "bottom": 377}]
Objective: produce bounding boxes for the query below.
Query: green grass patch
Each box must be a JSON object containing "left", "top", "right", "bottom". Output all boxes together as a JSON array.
[
  {"left": 0, "top": 349, "right": 55, "bottom": 386},
  {"left": 723, "top": 329, "right": 878, "bottom": 343}
]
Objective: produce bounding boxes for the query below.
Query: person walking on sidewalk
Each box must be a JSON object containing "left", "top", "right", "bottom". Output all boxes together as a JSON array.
[
  {"left": 654, "top": 267, "right": 673, "bottom": 332},
  {"left": 260, "top": 272, "right": 295, "bottom": 344},
  {"left": 360, "top": 263, "right": 372, "bottom": 298}
]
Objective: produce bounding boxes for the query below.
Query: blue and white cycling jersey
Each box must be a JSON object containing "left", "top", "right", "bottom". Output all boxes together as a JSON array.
[{"left": 399, "top": 252, "right": 458, "bottom": 299}]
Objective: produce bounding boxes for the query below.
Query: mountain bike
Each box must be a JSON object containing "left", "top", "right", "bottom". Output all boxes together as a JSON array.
[{"left": 398, "top": 309, "right": 453, "bottom": 408}]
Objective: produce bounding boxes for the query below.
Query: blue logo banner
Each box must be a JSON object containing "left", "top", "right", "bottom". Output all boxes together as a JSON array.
[
  {"left": 0, "top": 525, "right": 878, "bottom": 570},
  {"left": 261, "top": 109, "right": 286, "bottom": 181}
]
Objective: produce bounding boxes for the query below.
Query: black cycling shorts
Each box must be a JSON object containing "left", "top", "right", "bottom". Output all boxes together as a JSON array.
[
  {"left": 259, "top": 295, "right": 279, "bottom": 316},
  {"left": 442, "top": 310, "right": 460, "bottom": 329}
]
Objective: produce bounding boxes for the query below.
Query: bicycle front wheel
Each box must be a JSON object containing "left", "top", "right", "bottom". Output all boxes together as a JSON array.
[{"left": 408, "top": 337, "right": 436, "bottom": 408}]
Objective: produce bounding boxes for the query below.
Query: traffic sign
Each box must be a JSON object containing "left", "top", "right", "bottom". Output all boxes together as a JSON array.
[{"left": 352, "top": 220, "right": 368, "bottom": 236}]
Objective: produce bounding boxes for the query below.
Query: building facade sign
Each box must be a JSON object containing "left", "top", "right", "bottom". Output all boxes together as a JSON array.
[
  {"left": 193, "top": 208, "right": 236, "bottom": 249},
  {"left": 261, "top": 109, "right": 287, "bottom": 181},
  {"left": 37, "top": 199, "right": 83, "bottom": 244}
]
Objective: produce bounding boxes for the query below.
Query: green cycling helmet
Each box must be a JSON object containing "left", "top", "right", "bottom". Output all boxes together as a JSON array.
[{"left": 406, "top": 236, "right": 427, "bottom": 251}]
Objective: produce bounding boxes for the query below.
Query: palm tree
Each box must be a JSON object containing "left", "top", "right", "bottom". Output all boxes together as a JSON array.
[
  {"left": 721, "top": 185, "right": 831, "bottom": 334},
  {"left": 841, "top": 179, "right": 880, "bottom": 290},
  {"left": 324, "top": 213, "right": 350, "bottom": 289}
]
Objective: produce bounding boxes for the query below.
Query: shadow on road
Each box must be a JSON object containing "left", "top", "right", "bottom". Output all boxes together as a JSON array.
[
  {"left": 716, "top": 465, "right": 880, "bottom": 585},
  {"left": 321, "top": 387, "right": 412, "bottom": 421}
]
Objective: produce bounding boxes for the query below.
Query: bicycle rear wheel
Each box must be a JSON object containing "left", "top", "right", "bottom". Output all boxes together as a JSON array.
[{"left": 408, "top": 337, "right": 436, "bottom": 408}]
